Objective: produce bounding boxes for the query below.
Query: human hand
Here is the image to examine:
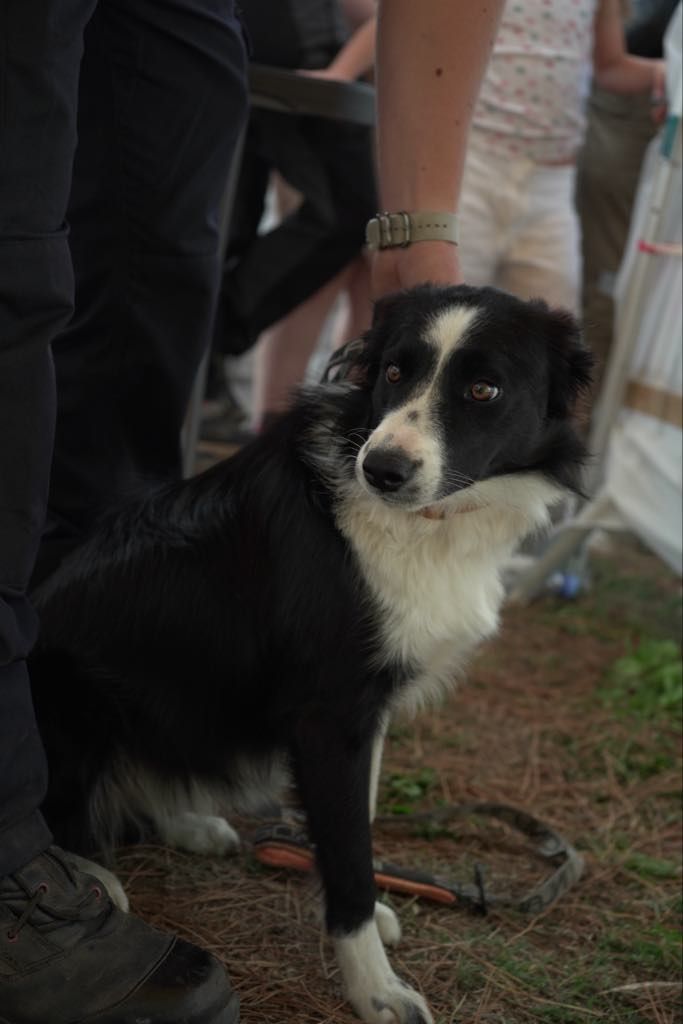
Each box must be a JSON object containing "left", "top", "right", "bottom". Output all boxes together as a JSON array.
[
  {"left": 371, "top": 240, "right": 462, "bottom": 299},
  {"left": 297, "top": 66, "right": 351, "bottom": 83}
]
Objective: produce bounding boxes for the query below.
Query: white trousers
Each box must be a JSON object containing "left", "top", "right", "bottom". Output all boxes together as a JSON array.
[{"left": 458, "top": 141, "right": 582, "bottom": 313}]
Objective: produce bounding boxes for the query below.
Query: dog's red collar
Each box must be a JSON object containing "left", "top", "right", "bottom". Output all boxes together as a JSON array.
[{"left": 418, "top": 502, "right": 482, "bottom": 519}]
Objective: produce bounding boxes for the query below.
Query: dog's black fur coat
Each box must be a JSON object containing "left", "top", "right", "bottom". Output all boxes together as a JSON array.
[
  {"left": 29, "top": 284, "right": 592, "bottom": 1019},
  {"left": 32, "top": 403, "right": 396, "bottom": 925}
]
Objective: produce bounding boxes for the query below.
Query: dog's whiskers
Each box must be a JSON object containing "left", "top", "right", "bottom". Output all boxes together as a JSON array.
[
  {"left": 442, "top": 469, "right": 476, "bottom": 489},
  {"left": 345, "top": 439, "right": 365, "bottom": 453}
]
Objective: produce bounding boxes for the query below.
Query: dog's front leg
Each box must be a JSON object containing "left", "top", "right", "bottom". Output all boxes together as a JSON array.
[
  {"left": 369, "top": 717, "right": 388, "bottom": 825},
  {"left": 367, "top": 720, "right": 403, "bottom": 949},
  {"left": 291, "top": 719, "right": 432, "bottom": 1024}
]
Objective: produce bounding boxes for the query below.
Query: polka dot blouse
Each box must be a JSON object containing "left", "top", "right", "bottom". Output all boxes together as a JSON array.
[{"left": 472, "top": 0, "right": 598, "bottom": 163}]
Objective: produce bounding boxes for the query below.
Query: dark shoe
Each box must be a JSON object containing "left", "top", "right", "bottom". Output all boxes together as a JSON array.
[{"left": 0, "top": 846, "right": 239, "bottom": 1024}]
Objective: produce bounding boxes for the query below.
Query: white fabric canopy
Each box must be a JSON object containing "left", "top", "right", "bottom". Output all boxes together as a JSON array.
[{"left": 606, "top": 4, "right": 683, "bottom": 574}]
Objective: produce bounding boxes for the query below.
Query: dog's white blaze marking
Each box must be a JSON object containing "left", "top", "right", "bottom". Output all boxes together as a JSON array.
[
  {"left": 335, "top": 918, "right": 432, "bottom": 1024},
  {"left": 338, "top": 471, "right": 565, "bottom": 709},
  {"left": 361, "top": 306, "right": 480, "bottom": 508},
  {"left": 425, "top": 305, "right": 480, "bottom": 366}
]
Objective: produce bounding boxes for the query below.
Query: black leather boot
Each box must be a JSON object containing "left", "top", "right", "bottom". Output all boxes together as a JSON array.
[{"left": 0, "top": 847, "right": 239, "bottom": 1024}]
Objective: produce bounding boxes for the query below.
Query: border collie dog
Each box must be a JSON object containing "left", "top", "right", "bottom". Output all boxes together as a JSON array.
[{"left": 30, "top": 285, "right": 591, "bottom": 1024}]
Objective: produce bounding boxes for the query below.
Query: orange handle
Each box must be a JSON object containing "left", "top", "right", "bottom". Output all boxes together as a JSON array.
[{"left": 253, "top": 841, "right": 458, "bottom": 905}]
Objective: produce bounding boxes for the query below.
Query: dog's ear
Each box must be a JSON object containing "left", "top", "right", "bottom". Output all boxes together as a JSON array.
[
  {"left": 535, "top": 303, "right": 594, "bottom": 418},
  {"left": 321, "top": 292, "right": 406, "bottom": 387},
  {"left": 346, "top": 327, "right": 387, "bottom": 388},
  {"left": 349, "top": 290, "right": 413, "bottom": 385},
  {"left": 321, "top": 332, "right": 385, "bottom": 387},
  {"left": 356, "top": 294, "right": 409, "bottom": 385},
  {"left": 370, "top": 291, "right": 405, "bottom": 328},
  {"left": 321, "top": 337, "right": 368, "bottom": 384}
]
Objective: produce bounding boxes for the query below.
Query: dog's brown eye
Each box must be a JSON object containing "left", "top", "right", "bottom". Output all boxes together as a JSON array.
[
  {"left": 385, "top": 364, "right": 401, "bottom": 384},
  {"left": 469, "top": 381, "right": 500, "bottom": 402}
]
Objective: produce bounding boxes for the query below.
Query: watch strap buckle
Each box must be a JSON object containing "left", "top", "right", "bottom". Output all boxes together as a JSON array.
[{"left": 366, "top": 210, "right": 458, "bottom": 251}]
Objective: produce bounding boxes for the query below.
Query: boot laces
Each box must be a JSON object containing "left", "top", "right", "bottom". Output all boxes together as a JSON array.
[
  {"left": 7, "top": 885, "right": 49, "bottom": 940},
  {"left": 5, "top": 852, "right": 106, "bottom": 941}
]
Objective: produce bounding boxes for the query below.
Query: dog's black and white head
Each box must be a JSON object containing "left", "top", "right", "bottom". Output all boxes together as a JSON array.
[{"left": 321, "top": 284, "right": 592, "bottom": 520}]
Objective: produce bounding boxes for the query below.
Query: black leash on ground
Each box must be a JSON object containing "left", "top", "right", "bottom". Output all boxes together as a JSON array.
[{"left": 250, "top": 802, "right": 584, "bottom": 916}]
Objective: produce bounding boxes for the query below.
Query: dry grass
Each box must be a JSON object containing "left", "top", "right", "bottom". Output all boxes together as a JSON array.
[{"left": 115, "top": 537, "right": 682, "bottom": 1024}]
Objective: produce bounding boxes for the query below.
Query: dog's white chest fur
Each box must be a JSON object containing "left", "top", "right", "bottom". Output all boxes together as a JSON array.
[
  {"left": 335, "top": 473, "right": 565, "bottom": 713},
  {"left": 336, "top": 491, "right": 512, "bottom": 712}
]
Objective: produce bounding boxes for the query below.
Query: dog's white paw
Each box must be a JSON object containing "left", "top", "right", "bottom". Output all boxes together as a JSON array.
[
  {"left": 335, "top": 920, "right": 432, "bottom": 1024},
  {"left": 363, "top": 986, "right": 431, "bottom": 1024},
  {"left": 67, "top": 853, "right": 130, "bottom": 912},
  {"left": 374, "top": 901, "right": 401, "bottom": 946},
  {"left": 348, "top": 974, "right": 432, "bottom": 1024},
  {"left": 160, "top": 812, "right": 240, "bottom": 856},
  {"left": 100, "top": 870, "right": 130, "bottom": 912}
]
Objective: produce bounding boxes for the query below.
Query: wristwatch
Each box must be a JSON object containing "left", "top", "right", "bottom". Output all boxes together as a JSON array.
[{"left": 365, "top": 211, "right": 459, "bottom": 251}]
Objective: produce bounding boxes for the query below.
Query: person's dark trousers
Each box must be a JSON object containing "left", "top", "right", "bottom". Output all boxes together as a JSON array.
[
  {"left": 214, "top": 108, "right": 377, "bottom": 355},
  {"left": 0, "top": 0, "right": 92, "bottom": 877},
  {"left": 0, "top": 0, "right": 246, "bottom": 877},
  {"left": 32, "top": 0, "right": 248, "bottom": 586}
]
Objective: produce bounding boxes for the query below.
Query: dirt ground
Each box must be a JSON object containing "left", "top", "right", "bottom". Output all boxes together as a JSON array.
[{"left": 116, "top": 535, "right": 682, "bottom": 1024}]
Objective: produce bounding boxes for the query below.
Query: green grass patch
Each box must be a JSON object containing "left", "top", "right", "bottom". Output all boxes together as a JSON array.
[
  {"left": 558, "top": 731, "right": 679, "bottom": 785},
  {"left": 597, "top": 923, "right": 682, "bottom": 973},
  {"left": 607, "top": 735, "right": 678, "bottom": 784},
  {"left": 457, "top": 937, "right": 631, "bottom": 1021},
  {"left": 623, "top": 852, "right": 682, "bottom": 881},
  {"left": 382, "top": 767, "right": 437, "bottom": 815},
  {"left": 588, "top": 557, "right": 683, "bottom": 638},
  {"left": 600, "top": 638, "right": 683, "bottom": 722}
]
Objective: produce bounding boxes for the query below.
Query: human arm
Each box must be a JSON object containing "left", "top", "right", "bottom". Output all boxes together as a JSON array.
[
  {"left": 307, "top": 17, "right": 376, "bottom": 82},
  {"left": 593, "top": 0, "right": 667, "bottom": 97},
  {"left": 372, "top": 0, "right": 504, "bottom": 295}
]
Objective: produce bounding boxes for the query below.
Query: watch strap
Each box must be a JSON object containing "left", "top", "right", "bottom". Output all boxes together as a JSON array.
[{"left": 365, "top": 211, "right": 459, "bottom": 251}]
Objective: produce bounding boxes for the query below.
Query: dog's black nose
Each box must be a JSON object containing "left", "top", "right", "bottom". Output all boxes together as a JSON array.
[{"left": 362, "top": 449, "right": 417, "bottom": 493}]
